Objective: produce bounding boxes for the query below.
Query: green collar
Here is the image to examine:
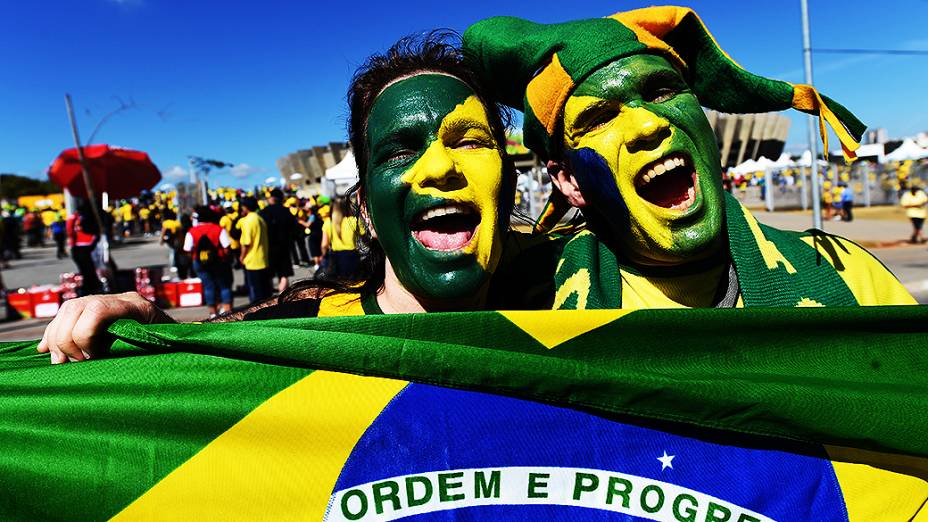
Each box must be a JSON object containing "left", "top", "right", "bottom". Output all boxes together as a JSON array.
[{"left": 552, "top": 193, "right": 859, "bottom": 309}]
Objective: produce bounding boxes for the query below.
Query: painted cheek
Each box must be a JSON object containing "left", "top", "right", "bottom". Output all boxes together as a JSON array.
[
  {"left": 456, "top": 150, "right": 503, "bottom": 271},
  {"left": 567, "top": 142, "right": 674, "bottom": 252},
  {"left": 566, "top": 147, "right": 624, "bottom": 214},
  {"left": 366, "top": 169, "right": 412, "bottom": 265}
]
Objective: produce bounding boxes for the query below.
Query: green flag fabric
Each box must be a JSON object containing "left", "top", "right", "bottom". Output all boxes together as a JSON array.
[{"left": 2, "top": 307, "right": 927, "bottom": 520}]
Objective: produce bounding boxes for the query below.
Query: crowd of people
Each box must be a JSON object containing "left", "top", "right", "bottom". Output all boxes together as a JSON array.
[
  {"left": 164, "top": 188, "right": 361, "bottom": 315},
  {"left": 0, "top": 185, "right": 361, "bottom": 319},
  {"left": 0, "top": 205, "right": 70, "bottom": 267},
  {"left": 722, "top": 159, "right": 928, "bottom": 223},
  {"left": 151, "top": 187, "right": 360, "bottom": 318}
]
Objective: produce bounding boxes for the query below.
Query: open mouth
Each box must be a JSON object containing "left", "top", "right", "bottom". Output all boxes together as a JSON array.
[
  {"left": 411, "top": 202, "right": 480, "bottom": 251},
  {"left": 634, "top": 153, "right": 697, "bottom": 211}
]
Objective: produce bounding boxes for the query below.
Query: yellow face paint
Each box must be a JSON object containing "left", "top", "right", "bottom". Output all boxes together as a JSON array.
[
  {"left": 365, "top": 74, "right": 506, "bottom": 301},
  {"left": 559, "top": 55, "right": 725, "bottom": 266},
  {"left": 564, "top": 97, "right": 675, "bottom": 250},
  {"left": 401, "top": 95, "right": 503, "bottom": 272}
]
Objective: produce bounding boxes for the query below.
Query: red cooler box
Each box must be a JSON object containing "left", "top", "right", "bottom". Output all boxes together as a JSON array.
[
  {"left": 156, "top": 281, "right": 179, "bottom": 308},
  {"left": 177, "top": 279, "right": 203, "bottom": 307},
  {"left": 7, "top": 289, "right": 33, "bottom": 319},
  {"left": 30, "top": 286, "right": 62, "bottom": 318}
]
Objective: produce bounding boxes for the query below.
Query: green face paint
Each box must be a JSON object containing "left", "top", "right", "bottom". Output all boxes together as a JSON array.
[
  {"left": 562, "top": 54, "right": 725, "bottom": 266},
  {"left": 365, "top": 74, "right": 506, "bottom": 301}
]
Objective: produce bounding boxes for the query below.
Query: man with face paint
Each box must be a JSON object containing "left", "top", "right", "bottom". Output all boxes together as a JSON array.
[
  {"left": 457, "top": 9, "right": 928, "bottom": 515},
  {"left": 464, "top": 6, "right": 916, "bottom": 309}
]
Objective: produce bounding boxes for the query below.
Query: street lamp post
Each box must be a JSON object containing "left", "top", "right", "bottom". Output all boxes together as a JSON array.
[
  {"left": 188, "top": 156, "right": 234, "bottom": 207},
  {"left": 800, "top": 0, "right": 823, "bottom": 230}
]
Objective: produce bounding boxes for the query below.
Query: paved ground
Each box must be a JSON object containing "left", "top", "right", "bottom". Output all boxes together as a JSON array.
[
  {"left": 2, "top": 210, "right": 925, "bottom": 342},
  {"left": 0, "top": 237, "right": 314, "bottom": 341},
  {"left": 751, "top": 207, "right": 913, "bottom": 248}
]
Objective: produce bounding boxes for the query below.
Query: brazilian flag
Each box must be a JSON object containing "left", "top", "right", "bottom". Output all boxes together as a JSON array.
[{"left": 1, "top": 307, "right": 927, "bottom": 520}]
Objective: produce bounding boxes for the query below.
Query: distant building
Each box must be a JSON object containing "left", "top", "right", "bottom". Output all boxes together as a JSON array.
[
  {"left": 866, "top": 128, "right": 889, "bottom": 145},
  {"left": 276, "top": 142, "right": 350, "bottom": 193},
  {"left": 705, "top": 110, "right": 791, "bottom": 168}
]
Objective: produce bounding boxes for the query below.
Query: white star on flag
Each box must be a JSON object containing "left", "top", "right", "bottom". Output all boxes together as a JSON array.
[{"left": 657, "top": 451, "right": 675, "bottom": 471}]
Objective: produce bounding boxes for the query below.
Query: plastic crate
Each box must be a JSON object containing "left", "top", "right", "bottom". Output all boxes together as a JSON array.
[
  {"left": 177, "top": 279, "right": 203, "bottom": 307},
  {"left": 30, "top": 286, "right": 61, "bottom": 318}
]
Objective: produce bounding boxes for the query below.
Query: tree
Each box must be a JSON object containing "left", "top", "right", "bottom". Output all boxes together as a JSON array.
[{"left": 0, "top": 174, "right": 62, "bottom": 199}]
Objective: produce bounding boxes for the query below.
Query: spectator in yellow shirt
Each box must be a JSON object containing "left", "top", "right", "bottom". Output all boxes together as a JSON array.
[
  {"left": 321, "top": 197, "right": 363, "bottom": 278},
  {"left": 901, "top": 183, "right": 928, "bottom": 244},
  {"left": 119, "top": 202, "right": 135, "bottom": 237},
  {"left": 138, "top": 206, "right": 151, "bottom": 236},
  {"left": 237, "top": 197, "right": 271, "bottom": 303},
  {"left": 219, "top": 204, "right": 240, "bottom": 262}
]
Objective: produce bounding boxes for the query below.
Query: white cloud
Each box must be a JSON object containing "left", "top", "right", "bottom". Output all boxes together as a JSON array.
[
  {"left": 163, "top": 165, "right": 189, "bottom": 181},
  {"left": 228, "top": 163, "right": 266, "bottom": 178}
]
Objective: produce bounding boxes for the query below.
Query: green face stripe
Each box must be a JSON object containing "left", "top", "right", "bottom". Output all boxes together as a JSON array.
[
  {"left": 367, "top": 75, "right": 473, "bottom": 170},
  {"left": 365, "top": 74, "right": 506, "bottom": 302},
  {"left": 563, "top": 55, "right": 725, "bottom": 266}
]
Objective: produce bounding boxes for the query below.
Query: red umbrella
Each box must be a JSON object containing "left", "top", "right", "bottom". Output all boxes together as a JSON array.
[{"left": 47, "top": 144, "right": 161, "bottom": 199}]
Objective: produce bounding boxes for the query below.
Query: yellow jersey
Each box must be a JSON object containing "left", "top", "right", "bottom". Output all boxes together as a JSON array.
[
  {"left": 238, "top": 212, "right": 269, "bottom": 271},
  {"left": 325, "top": 216, "right": 362, "bottom": 252}
]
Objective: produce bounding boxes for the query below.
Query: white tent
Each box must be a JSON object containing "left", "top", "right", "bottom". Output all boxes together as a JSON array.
[
  {"left": 854, "top": 143, "right": 885, "bottom": 163},
  {"left": 732, "top": 158, "right": 759, "bottom": 174},
  {"left": 754, "top": 156, "right": 775, "bottom": 171},
  {"left": 772, "top": 152, "right": 794, "bottom": 169},
  {"left": 323, "top": 150, "right": 360, "bottom": 197},
  {"left": 884, "top": 139, "right": 928, "bottom": 163}
]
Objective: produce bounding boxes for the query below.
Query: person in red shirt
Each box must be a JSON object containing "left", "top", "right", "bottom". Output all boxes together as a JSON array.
[
  {"left": 65, "top": 202, "right": 102, "bottom": 296},
  {"left": 183, "top": 205, "right": 233, "bottom": 318}
]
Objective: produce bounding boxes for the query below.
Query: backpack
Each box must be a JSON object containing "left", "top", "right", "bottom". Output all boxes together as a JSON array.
[
  {"left": 195, "top": 234, "right": 220, "bottom": 267},
  {"left": 192, "top": 224, "right": 228, "bottom": 268}
]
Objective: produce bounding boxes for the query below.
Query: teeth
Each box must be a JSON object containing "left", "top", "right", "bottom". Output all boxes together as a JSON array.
[
  {"left": 417, "top": 204, "right": 473, "bottom": 223},
  {"left": 635, "top": 154, "right": 690, "bottom": 187},
  {"left": 669, "top": 186, "right": 697, "bottom": 211}
]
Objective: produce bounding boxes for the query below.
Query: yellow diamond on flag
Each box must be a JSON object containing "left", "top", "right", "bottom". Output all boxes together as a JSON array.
[{"left": 501, "top": 310, "right": 632, "bottom": 350}]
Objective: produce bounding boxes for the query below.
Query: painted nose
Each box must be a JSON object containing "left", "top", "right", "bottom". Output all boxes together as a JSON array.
[
  {"left": 403, "top": 140, "right": 465, "bottom": 191},
  {"left": 621, "top": 107, "right": 671, "bottom": 152}
]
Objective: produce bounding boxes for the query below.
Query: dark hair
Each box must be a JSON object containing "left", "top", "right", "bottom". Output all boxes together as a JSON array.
[
  {"left": 193, "top": 205, "right": 220, "bottom": 224},
  {"left": 280, "top": 31, "right": 514, "bottom": 304},
  {"left": 269, "top": 188, "right": 284, "bottom": 200},
  {"left": 241, "top": 196, "right": 259, "bottom": 212}
]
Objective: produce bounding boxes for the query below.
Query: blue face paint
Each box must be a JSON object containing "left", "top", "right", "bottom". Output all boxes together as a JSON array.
[{"left": 565, "top": 147, "right": 630, "bottom": 235}]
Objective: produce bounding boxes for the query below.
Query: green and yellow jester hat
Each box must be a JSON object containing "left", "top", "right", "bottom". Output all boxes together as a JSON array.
[{"left": 462, "top": 6, "right": 866, "bottom": 231}]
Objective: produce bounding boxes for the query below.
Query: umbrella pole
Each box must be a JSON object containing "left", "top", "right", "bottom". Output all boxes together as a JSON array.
[{"left": 64, "top": 94, "right": 109, "bottom": 263}]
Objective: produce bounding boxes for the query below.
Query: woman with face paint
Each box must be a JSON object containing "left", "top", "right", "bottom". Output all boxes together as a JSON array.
[
  {"left": 38, "top": 33, "right": 517, "bottom": 363},
  {"left": 264, "top": 33, "right": 515, "bottom": 317}
]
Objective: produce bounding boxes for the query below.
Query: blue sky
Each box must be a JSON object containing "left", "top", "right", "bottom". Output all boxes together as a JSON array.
[{"left": 3, "top": 0, "right": 927, "bottom": 188}]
